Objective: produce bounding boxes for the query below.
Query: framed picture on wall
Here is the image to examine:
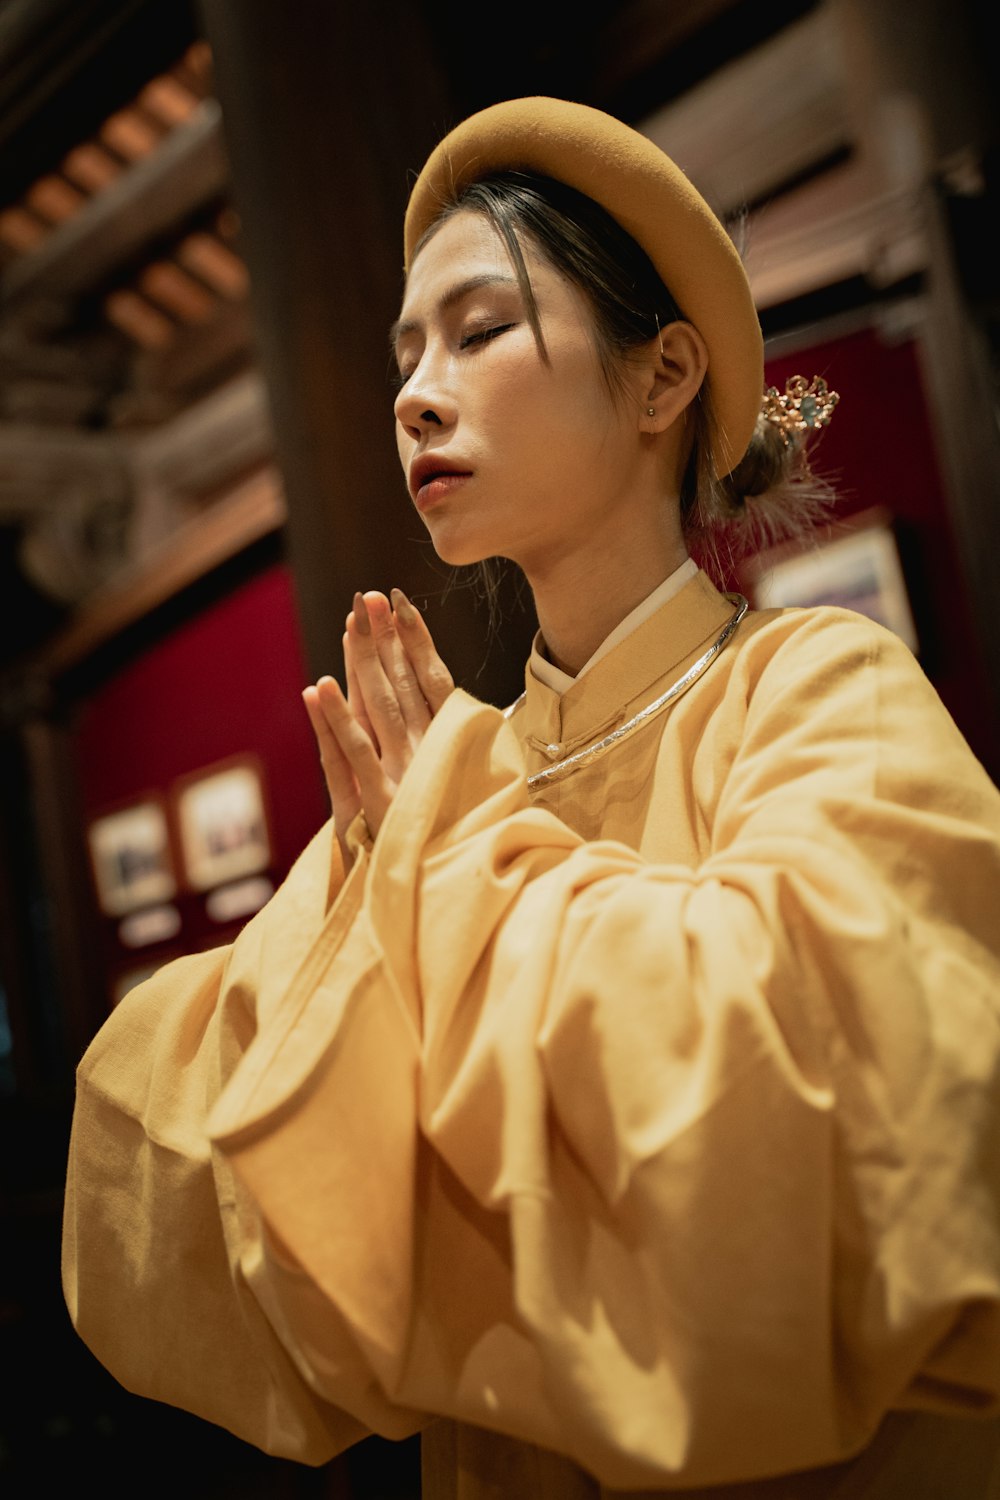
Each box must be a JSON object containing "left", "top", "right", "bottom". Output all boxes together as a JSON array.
[
  {"left": 744, "top": 510, "right": 919, "bottom": 652},
  {"left": 174, "top": 756, "right": 272, "bottom": 892},
  {"left": 87, "top": 798, "right": 177, "bottom": 917}
]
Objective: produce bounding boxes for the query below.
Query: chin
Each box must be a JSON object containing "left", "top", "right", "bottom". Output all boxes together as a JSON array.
[
  {"left": 426, "top": 527, "right": 498, "bottom": 569},
  {"left": 433, "top": 546, "right": 493, "bottom": 569}
]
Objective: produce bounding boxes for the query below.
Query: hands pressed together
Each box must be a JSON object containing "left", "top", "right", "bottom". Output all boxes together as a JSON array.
[{"left": 302, "top": 589, "right": 454, "bottom": 872}]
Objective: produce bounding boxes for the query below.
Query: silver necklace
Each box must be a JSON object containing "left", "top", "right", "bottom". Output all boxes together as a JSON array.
[{"left": 504, "top": 594, "right": 749, "bottom": 789}]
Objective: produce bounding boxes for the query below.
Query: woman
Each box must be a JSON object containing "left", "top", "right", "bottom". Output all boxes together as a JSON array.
[{"left": 64, "top": 99, "right": 1000, "bottom": 1497}]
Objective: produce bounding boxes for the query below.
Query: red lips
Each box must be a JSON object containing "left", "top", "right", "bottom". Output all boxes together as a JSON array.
[{"left": 409, "top": 454, "right": 472, "bottom": 503}]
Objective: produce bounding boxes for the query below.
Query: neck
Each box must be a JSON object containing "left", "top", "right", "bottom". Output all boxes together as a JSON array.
[{"left": 528, "top": 529, "right": 690, "bottom": 677}]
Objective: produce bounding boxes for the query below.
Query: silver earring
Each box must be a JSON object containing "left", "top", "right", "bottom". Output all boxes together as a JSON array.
[{"left": 647, "top": 407, "right": 655, "bottom": 417}]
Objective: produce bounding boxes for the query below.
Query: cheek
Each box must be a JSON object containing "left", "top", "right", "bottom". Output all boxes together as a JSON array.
[
  {"left": 534, "top": 375, "right": 619, "bottom": 457},
  {"left": 495, "top": 350, "right": 599, "bottom": 434},
  {"left": 538, "top": 332, "right": 616, "bottom": 426}
]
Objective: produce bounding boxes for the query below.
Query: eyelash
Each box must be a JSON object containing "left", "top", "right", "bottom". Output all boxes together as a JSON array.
[
  {"left": 459, "top": 321, "right": 516, "bottom": 350},
  {"left": 393, "top": 322, "right": 517, "bottom": 389}
]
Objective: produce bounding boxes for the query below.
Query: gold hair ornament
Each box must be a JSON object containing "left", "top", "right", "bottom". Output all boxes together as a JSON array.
[{"left": 761, "top": 375, "right": 839, "bottom": 445}]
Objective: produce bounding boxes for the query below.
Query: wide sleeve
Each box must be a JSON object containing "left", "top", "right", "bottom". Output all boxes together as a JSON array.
[
  {"left": 62, "top": 816, "right": 426, "bottom": 1463},
  {"left": 205, "top": 615, "right": 1000, "bottom": 1490}
]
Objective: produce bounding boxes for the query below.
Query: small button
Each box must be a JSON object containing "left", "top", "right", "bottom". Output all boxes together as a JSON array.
[{"left": 545, "top": 743, "right": 562, "bottom": 760}]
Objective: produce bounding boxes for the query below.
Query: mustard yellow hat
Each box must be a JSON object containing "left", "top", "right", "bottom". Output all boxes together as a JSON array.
[{"left": 404, "top": 96, "right": 763, "bottom": 479}]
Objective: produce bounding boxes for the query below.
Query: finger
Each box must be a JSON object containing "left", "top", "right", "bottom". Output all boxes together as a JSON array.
[
  {"left": 303, "top": 682, "right": 360, "bottom": 820},
  {"left": 363, "top": 591, "right": 432, "bottom": 732},
  {"left": 316, "top": 672, "right": 394, "bottom": 834},
  {"left": 316, "top": 671, "right": 380, "bottom": 775},
  {"left": 347, "top": 591, "right": 411, "bottom": 754},
  {"left": 344, "top": 629, "right": 377, "bottom": 748},
  {"left": 390, "top": 589, "right": 455, "bottom": 713}
]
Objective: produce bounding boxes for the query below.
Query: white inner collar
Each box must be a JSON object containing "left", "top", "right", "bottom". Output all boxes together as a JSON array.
[{"left": 530, "top": 557, "right": 698, "bottom": 696}]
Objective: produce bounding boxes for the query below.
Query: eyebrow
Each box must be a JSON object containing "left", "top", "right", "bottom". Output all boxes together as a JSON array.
[{"left": 388, "top": 272, "right": 521, "bottom": 351}]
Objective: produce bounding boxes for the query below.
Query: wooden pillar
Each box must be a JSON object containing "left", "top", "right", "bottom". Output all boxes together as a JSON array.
[
  {"left": 198, "top": 0, "right": 534, "bottom": 707},
  {"left": 0, "top": 727, "right": 44, "bottom": 1094},
  {"left": 19, "top": 708, "right": 107, "bottom": 1068},
  {"left": 915, "top": 187, "right": 1000, "bottom": 752},
  {"left": 834, "top": 0, "right": 1000, "bottom": 731},
  {"left": 0, "top": 678, "right": 107, "bottom": 1092}
]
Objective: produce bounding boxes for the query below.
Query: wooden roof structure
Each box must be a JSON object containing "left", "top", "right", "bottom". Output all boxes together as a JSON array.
[{"left": 0, "top": 0, "right": 995, "bottom": 693}]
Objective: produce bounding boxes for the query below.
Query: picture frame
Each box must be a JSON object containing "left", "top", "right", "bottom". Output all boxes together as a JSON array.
[
  {"left": 744, "top": 510, "right": 919, "bottom": 652},
  {"left": 173, "top": 755, "right": 272, "bottom": 892},
  {"left": 87, "top": 797, "right": 177, "bottom": 917}
]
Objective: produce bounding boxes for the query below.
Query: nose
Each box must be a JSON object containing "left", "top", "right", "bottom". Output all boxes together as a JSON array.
[{"left": 394, "top": 350, "right": 458, "bottom": 440}]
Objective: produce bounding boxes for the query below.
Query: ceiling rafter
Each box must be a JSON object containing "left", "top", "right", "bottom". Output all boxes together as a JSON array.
[{"left": 2, "top": 99, "right": 227, "bottom": 309}]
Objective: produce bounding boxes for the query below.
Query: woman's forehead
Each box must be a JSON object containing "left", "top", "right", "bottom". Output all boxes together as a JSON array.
[
  {"left": 400, "top": 212, "right": 516, "bottom": 309},
  {"left": 391, "top": 216, "right": 527, "bottom": 351},
  {"left": 392, "top": 209, "right": 591, "bottom": 352}
]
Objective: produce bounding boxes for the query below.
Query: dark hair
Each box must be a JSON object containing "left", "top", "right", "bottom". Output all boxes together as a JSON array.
[{"left": 417, "top": 170, "right": 832, "bottom": 569}]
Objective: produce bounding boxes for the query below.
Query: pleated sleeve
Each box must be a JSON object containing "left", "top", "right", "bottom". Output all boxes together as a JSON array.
[{"left": 62, "top": 820, "right": 422, "bottom": 1462}]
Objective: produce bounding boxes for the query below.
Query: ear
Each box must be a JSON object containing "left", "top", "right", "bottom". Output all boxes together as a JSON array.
[{"left": 639, "top": 320, "right": 708, "bottom": 433}]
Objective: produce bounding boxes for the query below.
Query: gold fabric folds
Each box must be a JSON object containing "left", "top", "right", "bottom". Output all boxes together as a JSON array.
[{"left": 63, "top": 573, "right": 1000, "bottom": 1495}]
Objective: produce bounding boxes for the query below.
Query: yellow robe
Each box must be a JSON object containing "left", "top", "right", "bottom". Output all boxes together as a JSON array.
[{"left": 63, "top": 571, "right": 1000, "bottom": 1496}]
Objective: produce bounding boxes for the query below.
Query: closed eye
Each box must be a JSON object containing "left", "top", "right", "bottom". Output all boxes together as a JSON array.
[
  {"left": 459, "top": 322, "right": 516, "bottom": 350},
  {"left": 391, "top": 321, "right": 518, "bottom": 390}
]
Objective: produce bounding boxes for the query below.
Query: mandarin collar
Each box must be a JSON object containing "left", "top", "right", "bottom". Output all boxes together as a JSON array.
[{"left": 515, "top": 570, "right": 739, "bottom": 762}]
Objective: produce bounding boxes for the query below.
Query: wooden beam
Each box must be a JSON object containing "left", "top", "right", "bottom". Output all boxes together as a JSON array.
[
  {"left": 1, "top": 364, "right": 270, "bottom": 514},
  {"left": 129, "top": 298, "right": 254, "bottom": 400},
  {"left": 0, "top": 422, "right": 122, "bottom": 518},
  {"left": 599, "top": 0, "right": 757, "bottom": 103},
  {"left": 0, "top": 0, "right": 198, "bottom": 206},
  {"left": 132, "top": 368, "right": 273, "bottom": 495},
  {"left": 37, "top": 467, "right": 286, "bottom": 675},
  {"left": 639, "top": 9, "right": 851, "bottom": 214},
  {"left": 1, "top": 99, "right": 227, "bottom": 307},
  {"left": 744, "top": 160, "right": 925, "bottom": 309}
]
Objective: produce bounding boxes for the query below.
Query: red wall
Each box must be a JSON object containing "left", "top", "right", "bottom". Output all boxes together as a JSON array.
[
  {"left": 760, "top": 324, "right": 996, "bottom": 776},
  {"left": 73, "top": 563, "right": 328, "bottom": 996}
]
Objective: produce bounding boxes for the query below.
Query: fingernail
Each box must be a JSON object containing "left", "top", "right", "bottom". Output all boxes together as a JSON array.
[
  {"left": 353, "top": 591, "right": 370, "bottom": 635},
  {"left": 391, "top": 587, "right": 417, "bottom": 624}
]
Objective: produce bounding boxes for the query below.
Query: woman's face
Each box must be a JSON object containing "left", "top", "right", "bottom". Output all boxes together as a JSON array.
[{"left": 393, "top": 210, "right": 650, "bottom": 575}]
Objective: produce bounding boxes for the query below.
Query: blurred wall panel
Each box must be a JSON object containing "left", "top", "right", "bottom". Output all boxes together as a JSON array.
[{"left": 71, "top": 563, "right": 328, "bottom": 1008}]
